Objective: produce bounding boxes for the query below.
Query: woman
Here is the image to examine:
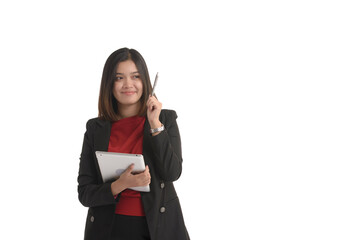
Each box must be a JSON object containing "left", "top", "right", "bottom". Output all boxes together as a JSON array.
[{"left": 77, "top": 48, "right": 190, "bottom": 240}]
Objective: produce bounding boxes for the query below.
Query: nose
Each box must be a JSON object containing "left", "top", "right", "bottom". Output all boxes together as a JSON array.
[{"left": 122, "top": 77, "right": 132, "bottom": 88}]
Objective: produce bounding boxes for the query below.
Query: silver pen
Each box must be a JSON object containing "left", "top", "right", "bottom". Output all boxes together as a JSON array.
[{"left": 151, "top": 72, "right": 159, "bottom": 96}]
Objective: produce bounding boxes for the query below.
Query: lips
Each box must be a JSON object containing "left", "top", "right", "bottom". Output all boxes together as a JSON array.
[{"left": 121, "top": 91, "right": 137, "bottom": 95}]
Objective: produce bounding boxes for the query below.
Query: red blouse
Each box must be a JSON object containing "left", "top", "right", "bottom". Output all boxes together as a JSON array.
[{"left": 108, "top": 116, "right": 146, "bottom": 216}]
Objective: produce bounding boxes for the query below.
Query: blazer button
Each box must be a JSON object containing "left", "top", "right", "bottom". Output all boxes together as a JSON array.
[
  {"left": 160, "top": 183, "right": 165, "bottom": 189},
  {"left": 160, "top": 207, "right": 166, "bottom": 213},
  {"left": 90, "top": 216, "right": 94, "bottom": 222}
]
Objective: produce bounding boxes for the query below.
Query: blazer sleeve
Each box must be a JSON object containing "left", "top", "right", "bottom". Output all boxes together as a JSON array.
[
  {"left": 77, "top": 119, "right": 116, "bottom": 208},
  {"left": 149, "top": 110, "right": 183, "bottom": 182}
]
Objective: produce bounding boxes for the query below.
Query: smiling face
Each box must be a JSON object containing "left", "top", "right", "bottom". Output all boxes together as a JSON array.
[{"left": 112, "top": 60, "right": 144, "bottom": 115}]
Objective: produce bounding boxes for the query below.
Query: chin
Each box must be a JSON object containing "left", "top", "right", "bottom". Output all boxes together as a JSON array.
[{"left": 119, "top": 98, "right": 141, "bottom": 105}]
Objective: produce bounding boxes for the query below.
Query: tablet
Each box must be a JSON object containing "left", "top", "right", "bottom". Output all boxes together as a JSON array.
[{"left": 95, "top": 151, "right": 150, "bottom": 192}]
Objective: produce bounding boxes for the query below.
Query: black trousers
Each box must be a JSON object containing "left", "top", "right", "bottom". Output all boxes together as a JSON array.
[{"left": 110, "top": 214, "right": 151, "bottom": 240}]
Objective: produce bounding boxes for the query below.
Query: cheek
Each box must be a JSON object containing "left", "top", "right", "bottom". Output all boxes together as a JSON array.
[
  {"left": 112, "top": 83, "right": 121, "bottom": 96},
  {"left": 137, "top": 82, "right": 144, "bottom": 93}
]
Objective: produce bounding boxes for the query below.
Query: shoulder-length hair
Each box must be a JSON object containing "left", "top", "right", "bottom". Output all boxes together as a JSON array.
[{"left": 98, "top": 48, "right": 152, "bottom": 121}]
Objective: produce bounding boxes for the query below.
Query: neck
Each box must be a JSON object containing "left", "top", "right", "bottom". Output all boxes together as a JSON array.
[{"left": 117, "top": 103, "right": 141, "bottom": 119}]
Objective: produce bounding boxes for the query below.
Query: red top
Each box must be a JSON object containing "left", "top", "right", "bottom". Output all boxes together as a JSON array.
[{"left": 108, "top": 116, "right": 146, "bottom": 216}]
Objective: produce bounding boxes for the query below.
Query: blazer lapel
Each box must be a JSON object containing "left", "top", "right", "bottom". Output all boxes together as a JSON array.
[
  {"left": 142, "top": 118, "right": 151, "bottom": 166},
  {"left": 141, "top": 118, "right": 154, "bottom": 206},
  {"left": 94, "top": 119, "right": 112, "bottom": 152}
]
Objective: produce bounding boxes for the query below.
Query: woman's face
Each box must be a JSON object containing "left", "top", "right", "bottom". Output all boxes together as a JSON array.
[{"left": 112, "top": 60, "right": 143, "bottom": 108}]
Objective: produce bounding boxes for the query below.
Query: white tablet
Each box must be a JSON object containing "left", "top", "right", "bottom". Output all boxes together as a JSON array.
[{"left": 95, "top": 151, "right": 150, "bottom": 192}]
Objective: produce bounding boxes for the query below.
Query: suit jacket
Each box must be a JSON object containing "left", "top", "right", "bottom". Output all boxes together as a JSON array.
[{"left": 78, "top": 109, "right": 190, "bottom": 240}]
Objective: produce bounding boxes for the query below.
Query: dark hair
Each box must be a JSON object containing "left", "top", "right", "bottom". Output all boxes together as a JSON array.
[{"left": 98, "top": 48, "right": 152, "bottom": 121}]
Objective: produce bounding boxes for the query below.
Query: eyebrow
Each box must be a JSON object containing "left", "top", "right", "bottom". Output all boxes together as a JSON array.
[{"left": 116, "top": 71, "right": 140, "bottom": 75}]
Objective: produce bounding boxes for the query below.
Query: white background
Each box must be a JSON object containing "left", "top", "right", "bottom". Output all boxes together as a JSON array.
[{"left": 0, "top": 1, "right": 359, "bottom": 239}]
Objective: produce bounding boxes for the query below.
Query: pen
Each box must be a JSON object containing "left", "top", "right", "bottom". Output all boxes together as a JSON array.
[{"left": 151, "top": 72, "right": 159, "bottom": 96}]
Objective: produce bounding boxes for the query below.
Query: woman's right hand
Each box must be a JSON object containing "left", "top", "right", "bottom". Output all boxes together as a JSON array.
[{"left": 111, "top": 164, "right": 151, "bottom": 195}]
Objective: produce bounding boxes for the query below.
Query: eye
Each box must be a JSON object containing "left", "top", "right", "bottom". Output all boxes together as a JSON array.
[
  {"left": 131, "top": 75, "right": 141, "bottom": 80},
  {"left": 115, "top": 76, "right": 123, "bottom": 81}
]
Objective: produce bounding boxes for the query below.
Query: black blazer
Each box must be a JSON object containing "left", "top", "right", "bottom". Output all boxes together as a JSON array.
[{"left": 78, "top": 109, "right": 190, "bottom": 240}]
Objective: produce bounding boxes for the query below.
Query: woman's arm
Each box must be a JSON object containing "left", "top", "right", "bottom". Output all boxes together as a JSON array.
[
  {"left": 78, "top": 119, "right": 152, "bottom": 206},
  {"left": 146, "top": 96, "right": 183, "bottom": 182},
  {"left": 149, "top": 110, "right": 183, "bottom": 182},
  {"left": 77, "top": 119, "right": 116, "bottom": 208}
]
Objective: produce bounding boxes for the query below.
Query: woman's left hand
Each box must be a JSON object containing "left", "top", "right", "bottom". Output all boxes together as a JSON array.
[{"left": 147, "top": 95, "right": 162, "bottom": 129}]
